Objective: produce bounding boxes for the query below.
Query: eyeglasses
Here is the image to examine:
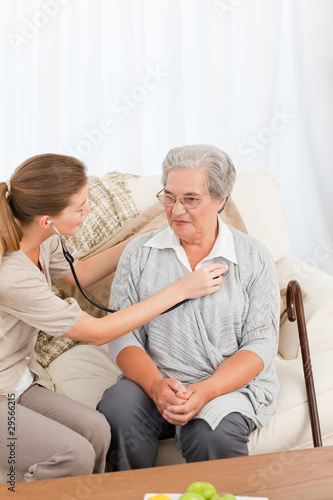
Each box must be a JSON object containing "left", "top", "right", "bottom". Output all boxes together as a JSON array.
[{"left": 156, "top": 188, "right": 210, "bottom": 209}]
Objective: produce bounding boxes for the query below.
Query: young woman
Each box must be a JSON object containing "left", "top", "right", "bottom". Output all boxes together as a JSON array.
[{"left": 0, "top": 153, "right": 223, "bottom": 482}]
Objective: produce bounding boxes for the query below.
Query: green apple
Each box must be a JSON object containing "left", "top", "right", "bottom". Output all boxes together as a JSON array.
[
  {"left": 211, "top": 494, "right": 236, "bottom": 500},
  {"left": 186, "top": 482, "right": 217, "bottom": 499},
  {"left": 179, "top": 493, "right": 206, "bottom": 500}
]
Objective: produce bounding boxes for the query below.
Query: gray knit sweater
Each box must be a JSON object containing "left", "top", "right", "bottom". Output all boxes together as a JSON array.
[{"left": 108, "top": 226, "right": 280, "bottom": 430}]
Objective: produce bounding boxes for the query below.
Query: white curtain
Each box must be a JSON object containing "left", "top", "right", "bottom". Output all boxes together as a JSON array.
[{"left": 1, "top": 0, "right": 332, "bottom": 275}]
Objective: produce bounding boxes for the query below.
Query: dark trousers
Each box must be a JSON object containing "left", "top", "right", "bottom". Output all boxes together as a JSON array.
[{"left": 97, "top": 378, "right": 255, "bottom": 471}]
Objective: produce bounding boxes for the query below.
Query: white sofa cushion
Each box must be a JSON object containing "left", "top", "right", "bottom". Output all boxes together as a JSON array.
[
  {"left": 232, "top": 170, "right": 290, "bottom": 262},
  {"left": 126, "top": 170, "right": 290, "bottom": 262},
  {"left": 248, "top": 351, "right": 333, "bottom": 454},
  {"left": 277, "top": 255, "right": 333, "bottom": 359}
]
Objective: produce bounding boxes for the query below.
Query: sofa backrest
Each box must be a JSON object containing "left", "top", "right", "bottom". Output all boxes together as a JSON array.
[{"left": 126, "top": 169, "right": 290, "bottom": 262}]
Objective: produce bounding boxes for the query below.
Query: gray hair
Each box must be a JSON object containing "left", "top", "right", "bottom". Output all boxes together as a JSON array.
[{"left": 161, "top": 144, "right": 236, "bottom": 199}]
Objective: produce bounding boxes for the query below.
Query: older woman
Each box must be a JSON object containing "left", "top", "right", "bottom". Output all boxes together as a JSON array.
[{"left": 97, "top": 145, "right": 280, "bottom": 471}]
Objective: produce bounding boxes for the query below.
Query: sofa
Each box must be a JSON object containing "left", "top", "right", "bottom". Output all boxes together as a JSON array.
[{"left": 1, "top": 169, "right": 333, "bottom": 484}]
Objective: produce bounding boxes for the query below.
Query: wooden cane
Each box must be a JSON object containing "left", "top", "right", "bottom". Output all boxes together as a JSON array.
[{"left": 286, "top": 280, "right": 323, "bottom": 447}]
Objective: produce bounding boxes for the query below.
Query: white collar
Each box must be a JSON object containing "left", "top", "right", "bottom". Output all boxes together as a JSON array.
[{"left": 144, "top": 217, "right": 238, "bottom": 272}]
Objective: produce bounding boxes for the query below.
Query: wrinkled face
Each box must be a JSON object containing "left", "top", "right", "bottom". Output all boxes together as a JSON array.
[
  {"left": 163, "top": 169, "right": 224, "bottom": 245},
  {"left": 50, "top": 184, "right": 90, "bottom": 236}
]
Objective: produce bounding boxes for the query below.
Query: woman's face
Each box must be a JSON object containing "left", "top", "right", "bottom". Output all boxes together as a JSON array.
[
  {"left": 50, "top": 184, "right": 90, "bottom": 236},
  {"left": 163, "top": 169, "right": 224, "bottom": 245}
]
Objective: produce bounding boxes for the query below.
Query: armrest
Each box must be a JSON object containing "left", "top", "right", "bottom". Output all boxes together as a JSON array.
[{"left": 276, "top": 255, "right": 333, "bottom": 359}]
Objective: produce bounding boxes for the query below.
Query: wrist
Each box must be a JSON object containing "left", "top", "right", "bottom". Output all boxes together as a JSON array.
[
  {"left": 201, "top": 378, "right": 221, "bottom": 403},
  {"left": 148, "top": 373, "right": 164, "bottom": 401},
  {"left": 172, "top": 280, "right": 187, "bottom": 303}
]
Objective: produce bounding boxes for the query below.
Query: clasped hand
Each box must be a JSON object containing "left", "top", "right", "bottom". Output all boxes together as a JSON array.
[{"left": 151, "top": 377, "right": 210, "bottom": 426}]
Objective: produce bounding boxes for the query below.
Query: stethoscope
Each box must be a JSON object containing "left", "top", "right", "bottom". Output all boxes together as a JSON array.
[
  {"left": 47, "top": 220, "right": 118, "bottom": 313},
  {"left": 47, "top": 221, "right": 229, "bottom": 315}
]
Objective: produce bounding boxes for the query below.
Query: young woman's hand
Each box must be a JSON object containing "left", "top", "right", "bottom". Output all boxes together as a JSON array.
[{"left": 178, "top": 263, "right": 226, "bottom": 300}]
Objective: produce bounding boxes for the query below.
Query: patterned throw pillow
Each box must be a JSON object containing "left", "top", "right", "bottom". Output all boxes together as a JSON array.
[
  {"left": 35, "top": 172, "right": 139, "bottom": 368},
  {"left": 65, "top": 172, "right": 139, "bottom": 254}
]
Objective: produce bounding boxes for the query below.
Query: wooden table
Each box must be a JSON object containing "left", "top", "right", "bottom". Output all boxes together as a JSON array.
[{"left": 1, "top": 446, "right": 332, "bottom": 500}]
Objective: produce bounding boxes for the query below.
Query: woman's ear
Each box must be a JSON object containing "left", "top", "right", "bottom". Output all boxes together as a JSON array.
[
  {"left": 217, "top": 196, "right": 228, "bottom": 214},
  {"left": 38, "top": 215, "right": 52, "bottom": 229}
]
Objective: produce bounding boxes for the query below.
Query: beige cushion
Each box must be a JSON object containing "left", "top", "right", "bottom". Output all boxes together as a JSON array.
[{"left": 46, "top": 344, "right": 121, "bottom": 409}]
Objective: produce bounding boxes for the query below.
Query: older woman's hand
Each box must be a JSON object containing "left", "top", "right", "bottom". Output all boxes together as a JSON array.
[
  {"left": 150, "top": 377, "right": 190, "bottom": 416},
  {"left": 162, "top": 380, "right": 212, "bottom": 426},
  {"left": 162, "top": 350, "right": 265, "bottom": 426}
]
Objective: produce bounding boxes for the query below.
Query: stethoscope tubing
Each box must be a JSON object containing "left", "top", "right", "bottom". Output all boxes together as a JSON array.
[
  {"left": 64, "top": 245, "right": 188, "bottom": 314},
  {"left": 50, "top": 222, "right": 227, "bottom": 316},
  {"left": 50, "top": 223, "right": 187, "bottom": 314}
]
